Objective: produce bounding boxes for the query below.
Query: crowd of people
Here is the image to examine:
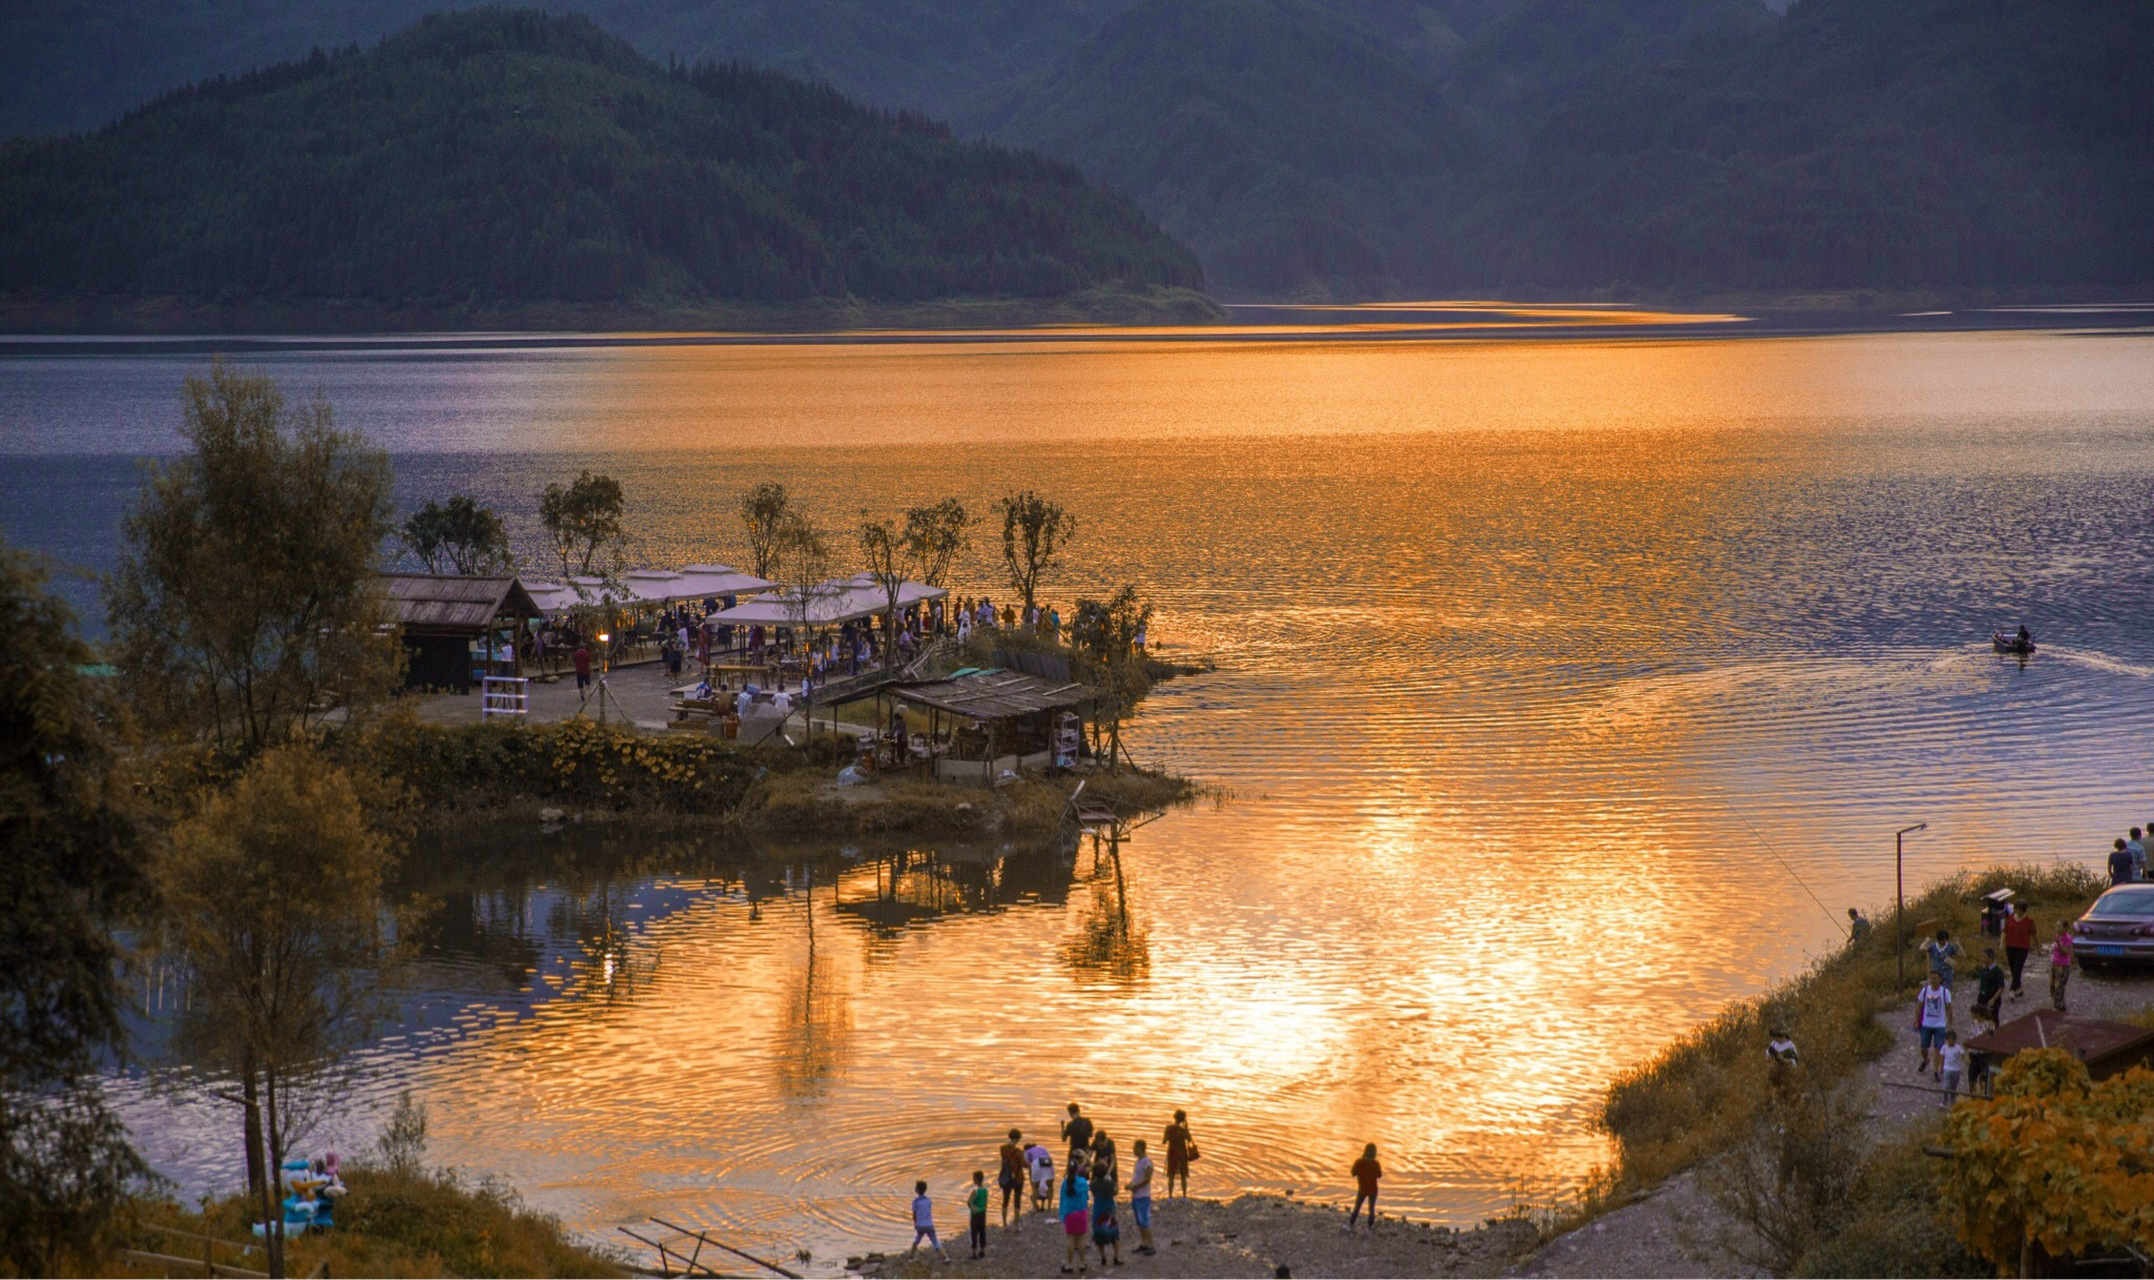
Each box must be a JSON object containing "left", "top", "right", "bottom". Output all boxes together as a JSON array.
[
  {"left": 2107, "top": 823, "right": 2151, "bottom": 884},
  {"left": 904, "top": 1105, "right": 1386, "bottom": 1272}
]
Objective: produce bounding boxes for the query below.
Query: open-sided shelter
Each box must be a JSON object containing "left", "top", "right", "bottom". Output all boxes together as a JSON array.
[
  {"left": 889, "top": 668, "right": 1091, "bottom": 782},
  {"left": 379, "top": 573, "right": 542, "bottom": 690}
]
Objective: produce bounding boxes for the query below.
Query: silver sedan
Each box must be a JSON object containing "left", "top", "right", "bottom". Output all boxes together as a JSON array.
[{"left": 2072, "top": 884, "right": 2154, "bottom": 969}]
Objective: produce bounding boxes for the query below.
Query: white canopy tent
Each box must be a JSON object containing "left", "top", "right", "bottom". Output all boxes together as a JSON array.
[
  {"left": 522, "top": 564, "right": 775, "bottom": 615},
  {"left": 704, "top": 574, "right": 948, "bottom": 629}
]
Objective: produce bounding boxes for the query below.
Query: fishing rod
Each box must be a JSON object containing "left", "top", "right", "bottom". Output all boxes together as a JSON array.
[{"left": 1702, "top": 782, "right": 1848, "bottom": 938}]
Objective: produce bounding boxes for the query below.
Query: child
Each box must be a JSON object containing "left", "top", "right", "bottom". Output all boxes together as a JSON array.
[
  {"left": 1059, "top": 1163, "right": 1092, "bottom": 1275},
  {"left": 1349, "top": 1143, "right": 1382, "bottom": 1232},
  {"left": 1939, "top": 1033, "right": 1966, "bottom": 1106},
  {"left": 909, "top": 1180, "right": 949, "bottom": 1262},
  {"left": 1127, "top": 1138, "right": 1156, "bottom": 1256},
  {"left": 1766, "top": 1029, "right": 1799, "bottom": 1067},
  {"left": 967, "top": 1171, "right": 990, "bottom": 1259},
  {"left": 1027, "top": 1140, "right": 1056, "bottom": 1212},
  {"left": 2049, "top": 922, "right": 2075, "bottom": 1012}
]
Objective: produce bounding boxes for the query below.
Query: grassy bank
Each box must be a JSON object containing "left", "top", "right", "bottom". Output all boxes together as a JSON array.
[{"left": 115, "top": 1166, "right": 623, "bottom": 1278}]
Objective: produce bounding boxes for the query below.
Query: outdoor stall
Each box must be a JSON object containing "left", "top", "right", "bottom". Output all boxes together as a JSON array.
[{"left": 888, "top": 668, "right": 1093, "bottom": 782}]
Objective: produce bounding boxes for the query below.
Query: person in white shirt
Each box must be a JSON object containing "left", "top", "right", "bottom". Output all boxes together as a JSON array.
[
  {"left": 908, "top": 1180, "right": 948, "bottom": 1261},
  {"left": 1025, "top": 1143, "right": 1055, "bottom": 1212},
  {"left": 1916, "top": 972, "right": 1953, "bottom": 1077},
  {"left": 1939, "top": 1033, "right": 1967, "bottom": 1106},
  {"left": 1127, "top": 1139, "right": 1157, "bottom": 1256}
]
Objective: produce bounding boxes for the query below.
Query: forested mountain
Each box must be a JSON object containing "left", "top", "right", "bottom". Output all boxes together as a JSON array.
[
  {"left": 7, "top": 0, "right": 2150, "bottom": 298},
  {"left": 1, "top": 0, "right": 1139, "bottom": 139},
  {"left": 0, "top": 10, "right": 1203, "bottom": 314}
]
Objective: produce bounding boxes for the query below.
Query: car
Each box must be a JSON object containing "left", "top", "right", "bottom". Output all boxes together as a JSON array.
[{"left": 2071, "top": 884, "right": 2154, "bottom": 970}]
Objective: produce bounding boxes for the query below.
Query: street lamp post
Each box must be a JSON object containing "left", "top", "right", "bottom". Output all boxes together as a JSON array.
[
  {"left": 596, "top": 631, "right": 612, "bottom": 724},
  {"left": 1896, "top": 822, "right": 1928, "bottom": 990}
]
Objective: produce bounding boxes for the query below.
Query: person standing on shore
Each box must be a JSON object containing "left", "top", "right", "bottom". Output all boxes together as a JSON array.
[
  {"left": 2110, "top": 838, "right": 2135, "bottom": 885},
  {"left": 2049, "top": 922, "right": 2076, "bottom": 1012},
  {"left": 998, "top": 1128, "right": 1026, "bottom": 1225},
  {"left": 910, "top": 1180, "right": 949, "bottom": 1262},
  {"left": 2001, "top": 905, "right": 2036, "bottom": 996},
  {"left": 1059, "top": 1161, "right": 1092, "bottom": 1276},
  {"left": 1089, "top": 1133, "right": 1123, "bottom": 1268},
  {"left": 2132, "top": 827, "right": 2148, "bottom": 880},
  {"left": 1027, "top": 1139, "right": 1055, "bottom": 1212},
  {"left": 1349, "top": 1143, "right": 1383, "bottom": 1232},
  {"left": 967, "top": 1171, "right": 990, "bottom": 1259},
  {"left": 1164, "top": 1110, "right": 1195, "bottom": 1197},
  {"left": 1062, "top": 1103, "right": 1094, "bottom": 1163},
  {"left": 1917, "top": 970, "right": 1953, "bottom": 1077},
  {"left": 1128, "top": 1139, "right": 1156, "bottom": 1256},
  {"left": 1847, "top": 907, "right": 1871, "bottom": 944}
]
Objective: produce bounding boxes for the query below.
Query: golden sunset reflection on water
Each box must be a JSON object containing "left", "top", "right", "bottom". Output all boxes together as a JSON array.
[{"left": 43, "top": 327, "right": 2152, "bottom": 1268}]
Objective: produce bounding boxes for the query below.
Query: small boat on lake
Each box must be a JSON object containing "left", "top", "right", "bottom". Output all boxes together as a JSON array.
[{"left": 1993, "top": 631, "right": 2037, "bottom": 655}]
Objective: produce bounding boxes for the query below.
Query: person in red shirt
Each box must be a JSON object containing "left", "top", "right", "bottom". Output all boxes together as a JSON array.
[
  {"left": 572, "top": 644, "right": 592, "bottom": 693},
  {"left": 2001, "top": 904, "right": 2037, "bottom": 996},
  {"left": 1348, "top": 1143, "right": 1382, "bottom": 1232}
]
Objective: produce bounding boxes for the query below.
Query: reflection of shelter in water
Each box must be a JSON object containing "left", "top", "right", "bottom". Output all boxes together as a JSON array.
[
  {"left": 1062, "top": 822, "right": 1151, "bottom": 983},
  {"left": 826, "top": 844, "right": 1075, "bottom": 935}
]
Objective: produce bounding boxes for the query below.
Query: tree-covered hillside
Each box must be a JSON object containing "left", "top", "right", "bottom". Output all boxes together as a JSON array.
[
  {"left": 0, "top": 8, "right": 1202, "bottom": 312},
  {"left": 970, "top": 0, "right": 2154, "bottom": 296}
]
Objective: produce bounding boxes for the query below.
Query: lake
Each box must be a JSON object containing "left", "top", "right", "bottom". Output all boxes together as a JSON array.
[{"left": 5, "top": 325, "right": 2153, "bottom": 1268}]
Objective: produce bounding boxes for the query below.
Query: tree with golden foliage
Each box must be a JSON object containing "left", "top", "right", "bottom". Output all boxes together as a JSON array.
[
  {"left": 1940, "top": 1048, "right": 2154, "bottom": 1275},
  {"left": 159, "top": 745, "right": 399, "bottom": 1277}
]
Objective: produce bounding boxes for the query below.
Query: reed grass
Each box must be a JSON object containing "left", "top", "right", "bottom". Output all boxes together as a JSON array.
[{"left": 1601, "top": 862, "right": 2108, "bottom": 1191}]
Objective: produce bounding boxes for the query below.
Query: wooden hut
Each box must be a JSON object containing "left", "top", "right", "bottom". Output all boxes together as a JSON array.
[
  {"left": 889, "top": 669, "right": 1091, "bottom": 782},
  {"left": 379, "top": 573, "right": 542, "bottom": 691}
]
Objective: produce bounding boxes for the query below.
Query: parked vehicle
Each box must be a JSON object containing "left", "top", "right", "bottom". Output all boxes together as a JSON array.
[{"left": 2072, "top": 884, "right": 2154, "bottom": 969}]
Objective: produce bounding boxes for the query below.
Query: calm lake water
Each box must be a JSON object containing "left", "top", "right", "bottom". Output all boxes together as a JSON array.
[{"left": 5, "top": 326, "right": 2154, "bottom": 1267}]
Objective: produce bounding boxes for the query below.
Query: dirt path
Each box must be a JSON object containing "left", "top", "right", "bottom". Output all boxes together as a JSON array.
[{"left": 1516, "top": 965, "right": 2154, "bottom": 1278}]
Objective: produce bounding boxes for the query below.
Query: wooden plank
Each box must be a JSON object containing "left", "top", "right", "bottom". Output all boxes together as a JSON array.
[{"left": 648, "top": 1217, "right": 801, "bottom": 1279}]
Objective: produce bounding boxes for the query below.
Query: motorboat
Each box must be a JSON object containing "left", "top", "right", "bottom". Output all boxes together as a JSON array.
[{"left": 1992, "top": 632, "right": 2036, "bottom": 655}]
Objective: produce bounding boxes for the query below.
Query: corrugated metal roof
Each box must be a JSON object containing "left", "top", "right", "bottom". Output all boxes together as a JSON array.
[
  {"left": 1965, "top": 1009, "right": 2154, "bottom": 1078},
  {"left": 890, "top": 669, "right": 1091, "bottom": 721},
  {"left": 378, "top": 574, "right": 541, "bottom": 634}
]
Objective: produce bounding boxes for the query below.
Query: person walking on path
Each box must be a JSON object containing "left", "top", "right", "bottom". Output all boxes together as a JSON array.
[
  {"left": 1062, "top": 1103, "right": 1094, "bottom": 1163},
  {"left": 2002, "top": 905, "right": 2037, "bottom": 996},
  {"left": 998, "top": 1128, "right": 1027, "bottom": 1225},
  {"left": 572, "top": 643, "right": 592, "bottom": 695},
  {"left": 1939, "top": 1033, "right": 1967, "bottom": 1107},
  {"left": 1972, "top": 949, "right": 2006, "bottom": 1030},
  {"left": 1127, "top": 1139, "right": 1157, "bottom": 1256},
  {"left": 910, "top": 1180, "right": 950, "bottom": 1262},
  {"left": 1164, "top": 1110, "right": 1196, "bottom": 1198},
  {"left": 966, "top": 1171, "right": 990, "bottom": 1259},
  {"left": 1349, "top": 1144, "right": 1383, "bottom": 1232},
  {"left": 1058, "top": 1162, "right": 1092, "bottom": 1275},
  {"left": 1921, "top": 929, "right": 1963, "bottom": 987},
  {"left": 1916, "top": 970, "right": 1953, "bottom": 1077},
  {"left": 2049, "top": 922, "right": 2076, "bottom": 1012}
]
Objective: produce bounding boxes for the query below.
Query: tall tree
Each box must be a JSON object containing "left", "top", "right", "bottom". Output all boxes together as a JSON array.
[
  {"left": 901, "top": 497, "right": 972, "bottom": 588},
  {"left": 1071, "top": 584, "right": 1153, "bottom": 771},
  {"left": 537, "top": 471, "right": 626, "bottom": 579},
  {"left": 159, "top": 744, "right": 398, "bottom": 1279},
  {"left": 0, "top": 540, "right": 152, "bottom": 1276},
  {"left": 400, "top": 494, "right": 511, "bottom": 575},
  {"left": 739, "top": 482, "right": 793, "bottom": 582},
  {"left": 859, "top": 515, "right": 905, "bottom": 671},
  {"left": 995, "top": 490, "right": 1076, "bottom": 614},
  {"left": 106, "top": 362, "right": 399, "bottom": 753}
]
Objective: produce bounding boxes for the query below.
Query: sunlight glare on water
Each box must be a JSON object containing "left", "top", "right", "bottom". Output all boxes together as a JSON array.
[{"left": 6, "top": 327, "right": 2153, "bottom": 1267}]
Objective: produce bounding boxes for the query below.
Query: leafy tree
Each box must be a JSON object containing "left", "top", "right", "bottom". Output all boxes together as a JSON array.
[
  {"left": 995, "top": 490, "right": 1075, "bottom": 614},
  {"left": 739, "top": 482, "right": 793, "bottom": 581},
  {"left": 776, "top": 513, "right": 835, "bottom": 637},
  {"left": 0, "top": 539, "right": 153, "bottom": 1276},
  {"left": 158, "top": 744, "right": 399, "bottom": 1278},
  {"left": 537, "top": 470, "right": 626, "bottom": 579},
  {"left": 1070, "top": 584, "right": 1152, "bottom": 770},
  {"left": 901, "top": 497, "right": 972, "bottom": 587},
  {"left": 859, "top": 516, "right": 905, "bottom": 670},
  {"left": 106, "top": 362, "right": 399, "bottom": 753},
  {"left": 401, "top": 494, "right": 511, "bottom": 575},
  {"left": 1940, "top": 1049, "right": 2154, "bottom": 1274}
]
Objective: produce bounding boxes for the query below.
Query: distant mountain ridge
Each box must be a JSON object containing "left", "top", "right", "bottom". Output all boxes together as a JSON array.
[
  {"left": 6, "top": 0, "right": 2150, "bottom": 298},
  {"left": 0, "top": 10, "right": 1205, "bottom": 321}
]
